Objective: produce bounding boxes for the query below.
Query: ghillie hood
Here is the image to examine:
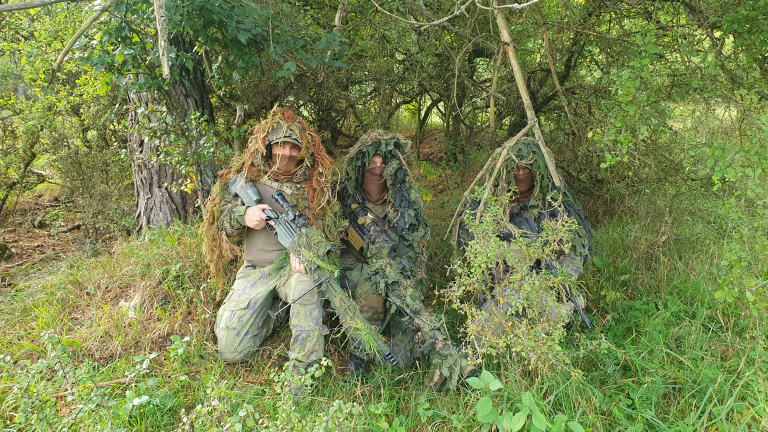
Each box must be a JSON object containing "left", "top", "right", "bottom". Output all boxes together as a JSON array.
[
  {"left": 340, "top": 131, "right": 429, "bottom": 255},
  {"left": 200, "top": 107, "right": 335, "bottom": 288},
  {"left": 503, "top": 137, "right": 593, "bottom": 265},
  {"left": 502, "top": 137, "right": 568, "bottom": 208}
]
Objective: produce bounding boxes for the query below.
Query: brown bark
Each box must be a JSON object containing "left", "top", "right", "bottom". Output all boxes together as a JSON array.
[
  {"left": 0, "top": 147, "right": 36, "bottom": 216},
  {"left": 128, "top": 92, "right": 196, "bottom": 231},
  {"left": 127, "top": 37, "right": 216, "bottom": 233}
]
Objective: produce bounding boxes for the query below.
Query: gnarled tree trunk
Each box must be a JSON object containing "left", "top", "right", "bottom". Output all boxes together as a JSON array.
[{"left": 127, "top": 37, "right": 216, "bottom": 233}]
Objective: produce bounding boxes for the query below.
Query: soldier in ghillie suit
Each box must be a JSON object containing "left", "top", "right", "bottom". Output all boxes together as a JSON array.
[
  {"left": 337, "top": 131, "right": 475, "bottom": 390},
  {"left": 201, "top": 108, "right": 393, "bottom": 383},
  {"left": 458, "top": 137, "right": 593, "bottom": 329}
]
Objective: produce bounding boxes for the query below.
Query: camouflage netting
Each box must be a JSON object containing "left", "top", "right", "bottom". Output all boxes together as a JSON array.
[{"left": 201, "top": 107, "right": 336, "bottom": 288}]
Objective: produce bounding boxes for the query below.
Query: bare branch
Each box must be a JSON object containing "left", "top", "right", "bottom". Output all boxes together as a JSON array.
[
  {"left": 153, "top": 0, "right": 170, "bottom": 78},
  {"left": 0, "top": 0, "right": 85, "bottom": 13},
  {"left": 370, "top": 0, "right": 474, "bottom": 27},
  {"left": 534, "top": 2, "right": 578, "bottom": 135},
  {"left": 472, "top": 0, "right": 539, "bottom": 12}
]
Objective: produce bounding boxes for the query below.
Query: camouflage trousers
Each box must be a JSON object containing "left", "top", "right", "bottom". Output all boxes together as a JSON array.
[
  {"left": 345, "top": 263, "right": 475, "bottom": 389},
  {"left": 215, "top": 263, "right": 323, "bottom": 368},
  {"left": 344, "top": 264, "right": 418, "bottom": 368}
]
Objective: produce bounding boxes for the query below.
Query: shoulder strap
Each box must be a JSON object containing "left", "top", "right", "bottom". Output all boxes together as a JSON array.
[{"left": 256, "top": 179, "right": 301, "bottom": 196}]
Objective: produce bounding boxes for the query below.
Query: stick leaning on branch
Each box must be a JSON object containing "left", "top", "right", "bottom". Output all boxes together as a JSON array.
[
  {"left": 491, "top": 0, "right": 562, "bottom": 188},
  {"left": 443, "top": 122, "right": 532, "bottom": 240}
]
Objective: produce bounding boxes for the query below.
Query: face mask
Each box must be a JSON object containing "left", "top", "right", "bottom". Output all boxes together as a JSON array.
[
  {"left": 363, "top": 165, "right": 388, "bottom": 204},
  {"left": 270, "top": 152, "right": 300, "bottom": 180},
  {"left": 513, "top": 168, "right": 534, "bottom": 204}
]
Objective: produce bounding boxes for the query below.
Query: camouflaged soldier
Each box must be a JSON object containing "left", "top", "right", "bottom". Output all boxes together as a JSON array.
[
  {"left": 202, "top": 108, "right": 337, "bottom": 375},
  {"left": 337, "top": 131, "right": 475, "bottom": 390},
  {"left": 458, "top": 137, "right": 593, "bottom": 328}
]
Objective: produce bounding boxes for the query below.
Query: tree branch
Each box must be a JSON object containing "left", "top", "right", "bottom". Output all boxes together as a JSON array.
[
  {"left": 0, "top": 0, "right": 84, "bottom": 13},
  {"left": 534, "top": 3, "right": 577, "bottom": 135},
  {"left": 52, "top": 0, "right": 118, "bottom": 73}
]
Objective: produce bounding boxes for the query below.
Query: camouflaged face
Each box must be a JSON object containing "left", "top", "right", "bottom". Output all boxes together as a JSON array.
[
  {"left": 339, "top": 131, "right": 429, "bottom": 274},
  {"left": 504, "top": 138, "right": 563, "bottom": 207},
  {"left": 504, "top": 137, "right": 593, "bottom": 267}
]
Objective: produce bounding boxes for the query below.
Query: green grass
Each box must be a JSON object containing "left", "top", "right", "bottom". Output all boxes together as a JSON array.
[{"left": 0, "top": 167, "right": 766, "bottom": 431}]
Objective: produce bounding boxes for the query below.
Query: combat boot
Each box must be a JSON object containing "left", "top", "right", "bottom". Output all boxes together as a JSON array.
[{"left": 345, "top": 352, "right": 368, "bottom": 378}]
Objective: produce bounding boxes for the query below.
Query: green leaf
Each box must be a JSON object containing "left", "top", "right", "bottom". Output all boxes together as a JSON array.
[
  {"left": 567, "top": 421, "right": 586, "bottom": 432},
  {"left": 478, "top": 410, "right": 498, "bottom": 424},
  {"left": 522, "top": 392, "right": 534, "bottom": 408},
  {"left": 466, "top": 377, "right": 485, "bottom": 390},
  {"left": 488, "top": 379, "right": 504, "bottom": 392},
  {"left": 501, "top": 412, "right": 515, "bottom": 431},
  {"left": 480, "top": 370, "right": 495, "bottom": 386},
  {"left": 508, "top": 410, "right": 528, "bottom": 432},
  {"left": 531, "top": 411, "right": 548, "bottom": 430},
  {"left": 476, "top": 397, "right": 494, "bottom": 416}
]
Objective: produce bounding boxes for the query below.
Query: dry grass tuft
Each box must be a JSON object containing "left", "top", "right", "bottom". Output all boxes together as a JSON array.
[{"left": 0, "top": 222, "right": 218, "bottom": 364}]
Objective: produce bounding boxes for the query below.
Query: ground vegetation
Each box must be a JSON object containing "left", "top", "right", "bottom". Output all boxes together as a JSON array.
[{"left": 0, "top": 0, "right": 766, "bottom": 430}]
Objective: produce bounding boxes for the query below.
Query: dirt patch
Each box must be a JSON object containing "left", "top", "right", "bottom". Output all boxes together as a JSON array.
[
  {"left": 414, "top": 129, "right": 445, "bottom": 164},
  {"left": 1, "top": 195, "right": 80, "bottom": 269}
]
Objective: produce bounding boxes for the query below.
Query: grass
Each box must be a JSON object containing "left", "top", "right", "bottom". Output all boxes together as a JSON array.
[{"left": 0, "top": 156, "right": 766, "bottom": 431}]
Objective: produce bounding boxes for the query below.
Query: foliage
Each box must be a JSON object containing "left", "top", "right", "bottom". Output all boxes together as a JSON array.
[
  {"left": 445, "top": 192, "right": 584, "bottom": 370},
  {"left": 175, "top": 358, "right": 370, "bottom": 432},
  {"left": 466, "top": 370, "right": 585, "bottom": 432},
  {"left": 1, "top": 332, "right": 171, "bottom": 431}
]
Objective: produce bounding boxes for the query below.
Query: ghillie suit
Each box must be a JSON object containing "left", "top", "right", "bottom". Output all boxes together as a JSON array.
[
  {"left": 337, "top": 131, "right": 475, "bottom": 390},
  {"left": 201, "top": 107, "right": 335, "bottom": 289},
  {"left": 200, "top": 108, "right": 391, "bottom": 370},
  {"left": 457, "top": 137, "right": 593, "bottom": 333}
]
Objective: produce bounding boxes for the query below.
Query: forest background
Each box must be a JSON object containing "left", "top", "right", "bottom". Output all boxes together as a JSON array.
[{"left": 0, "top": 0, "right": 767, "bottom": 430}]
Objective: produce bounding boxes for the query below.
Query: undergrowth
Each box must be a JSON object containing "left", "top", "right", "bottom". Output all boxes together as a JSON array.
[{"left": 0, "top": 159, "right": 766, "bottom": 431}]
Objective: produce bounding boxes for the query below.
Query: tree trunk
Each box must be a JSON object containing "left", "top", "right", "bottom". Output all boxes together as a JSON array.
[
  {"left": 127, "top": 37, "right": 216, "bottom": 233},
  {"left": 128, "top": 92, "right": 196, "bottom": 231},
  {"left": 0, "top": 147, "right": 36, "bottom": 216}
]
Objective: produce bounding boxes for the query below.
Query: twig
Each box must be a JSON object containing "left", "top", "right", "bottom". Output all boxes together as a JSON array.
[
  {"left": 50, "top": 223, "right": 82, "bottom": 235},
  {"left": 489, "top": 46, "right": 504, "bottom": 129},
  {"left": 0, "top": 0, "right": 86, "bottom": 13},
  {"left": 444, "top": 147, "right": 500, "bottom": 240},
  {"left": 534, "top": 2, "right": 578, "bottom": 136},
  {"left": 51, "top": 377, "right": 130, "bottom": 399},
  {"left": 474, "top": 123, "right": 533, "bottom": 223},
  {"left": 472, "top": 0, "right": 539, "bottom": 12}
]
